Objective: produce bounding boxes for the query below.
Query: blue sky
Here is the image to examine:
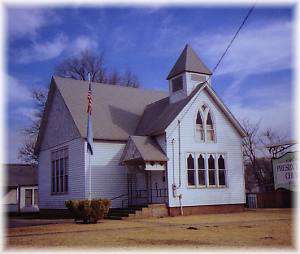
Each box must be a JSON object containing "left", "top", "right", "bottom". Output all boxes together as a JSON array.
[{"left": 5, "top": 5, "right": 294, "bottom": 163}]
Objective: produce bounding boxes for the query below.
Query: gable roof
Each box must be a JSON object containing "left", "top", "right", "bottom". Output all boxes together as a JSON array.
[
  {"left": 121, "top": 136, "right": 168, "bottom": 164},
  {"left": 5, "top": 164, "right": 38, "bottom": 187},
  {"left": 167, "top": 44, "right": 212, "bottom": 80},
  {"left": 136, "top": 82, "right": 246, "bottom": 138},
  {"left": 135, "top": 83, "right": 205, "bottom": 136},
  {"left": 35, "top": 76, "right": 168, "bottom": 154}
]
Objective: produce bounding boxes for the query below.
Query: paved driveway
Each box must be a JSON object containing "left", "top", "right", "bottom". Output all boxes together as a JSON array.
[{"left": 7, "top": 218, "right": 72, "bottom": 228}]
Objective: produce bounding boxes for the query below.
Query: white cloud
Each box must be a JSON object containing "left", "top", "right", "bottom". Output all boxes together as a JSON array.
[
  {"left": 5, "top": 129, "right": 25, "bottom": 163},
  {"left": 7, "top": 75, "right": 32, "bottom": 102},
  {"left": 230, "top": 99, "right": 293, "bottom": 139},
  {"left": 69, "top": 36, "right": 99, "bottom": 54},
  {"left": 15, "top": 107, "right": 39, "bottom": 122},
  {"left": 7, "top": 8, "right": 59, "bottom": 39},
  {"left": 192, "top": 19, "right": 293, "bottom": 105},
  {"left": 15, "top": 34, "right": 68, "bottom": 64},
  {"left": 193, "top": 20, "right": 292, "bottom": 77},
  {"left": 14, "top": 34, "right": 100, "bottom": 64}
]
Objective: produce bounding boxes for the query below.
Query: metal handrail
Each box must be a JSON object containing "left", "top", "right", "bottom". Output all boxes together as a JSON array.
[{"left": 110, "top": 193, "right": 128, "bottom": 201}]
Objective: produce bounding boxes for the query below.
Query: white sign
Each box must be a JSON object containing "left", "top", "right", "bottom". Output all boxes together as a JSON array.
[{"left": 273, "top": 152, "right": 297, "bottom": 191}]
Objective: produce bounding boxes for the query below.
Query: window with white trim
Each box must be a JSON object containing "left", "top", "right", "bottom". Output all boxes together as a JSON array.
[
  {"left": 186, "top": 152, "right": 227, "bottom": 188},
  {"left": 187, "top": 154, "right": 195, "bottom": 186},
  {"left": 206, "top": 111, "right": 215, "bottom": 142},
  {"left": 208, "top": 155, "right": 216, "bottom": 186},
  {"left": 218, "top": 155, "right": 227, "bottom": 186},
  {"left": 25, "top": 189, "right": 33, "bottom": 207},
  {"left": 195, "top": 105, "right": 216, "bottom": 143},
  {"left": 51, "top": 147, "right": 69, "bottom": 194},
  {"left": 196, "top": 112, "right": 204, "bottom": 141},
  {"left": 172, "top": 76, "right": 183, "bottom": 92},
  {"left": 197, "top": 154, "right": 206, "bottom": 186}
]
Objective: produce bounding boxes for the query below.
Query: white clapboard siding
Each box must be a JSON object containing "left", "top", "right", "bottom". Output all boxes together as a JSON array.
[
  {"left": 40, "top": 86, "right": 81, "bottom": 151},
  {"left": 166, "top": 88, "right": 245, "bottom": 207},
  {"left": 38, "top": 138, "right": 86, "bottom": 209},
  {"left": 84, "top": 141, "right": 128, "bottom": 208}
]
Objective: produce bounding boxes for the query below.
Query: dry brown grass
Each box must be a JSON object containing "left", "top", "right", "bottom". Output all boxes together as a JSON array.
[{"left": 6, "top": 208, "right": 295, "bottom": 250}]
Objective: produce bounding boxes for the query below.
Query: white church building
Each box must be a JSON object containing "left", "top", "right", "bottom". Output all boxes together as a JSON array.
[{"left": 35, "top": 44, "right": 246, "bottom": 216}]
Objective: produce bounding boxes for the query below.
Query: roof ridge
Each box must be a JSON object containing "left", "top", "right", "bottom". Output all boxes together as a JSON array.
[
  {"left": 53, "top": 76, "right": 168, "bottom": 95},
  {"left": 144, "top": 96, "right": 169, "bottom": 109}
]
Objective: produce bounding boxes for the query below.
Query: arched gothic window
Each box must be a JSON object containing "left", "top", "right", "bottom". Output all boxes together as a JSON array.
[
  {"left": 196, "top": 111, "right": 204, "bottom": 141},
  {"left": 187, "top": 154, "right": 195, "bottom": 186},
  {"left": 218, "top": 155, "right": 226, "bottom": 186},
  {"left": 197, "top": 154, "right": 206, "bottom": 186},
  {"left": 208, "top": 155, "right": 216, "bottom": 186},
  {"left": 206, "top": 111, "right": 215, "bottom": 142},
  {"left": 195, "top": 105, "right": 216, "bottom": 143}
]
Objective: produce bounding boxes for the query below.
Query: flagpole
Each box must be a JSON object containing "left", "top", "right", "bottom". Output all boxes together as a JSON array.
[
  {"left": 87, "top": 73, "right": 92, "bottom": 201},
  {"left": 89, "top": 149, "right": 91, "bottom": 200}
]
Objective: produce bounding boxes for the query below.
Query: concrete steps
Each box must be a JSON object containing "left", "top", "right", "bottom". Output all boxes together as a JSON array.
[
  {"left": 105, "top": 205, "right": 147, "bottom": 220},
  {"left": 126, "top": 204, "right": 168, "bottom": 220}
]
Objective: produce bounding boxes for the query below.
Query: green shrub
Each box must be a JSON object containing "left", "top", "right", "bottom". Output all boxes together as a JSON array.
[{"left": 65, "top": 199, "right": 111, "bottom": 223}]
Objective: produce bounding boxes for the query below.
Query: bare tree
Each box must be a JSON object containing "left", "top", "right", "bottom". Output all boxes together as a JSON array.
[
  {"left": 260, "top": 128, "right": 287, "bottom": 157},
  {"left": 242, "top": 119, "right": 260, "bottom": 167},
  {"left": 55, "top": 50, "right": 107, "bottom": 83},
  {"left": 242, "top": 119, "right": 286, "bottom": 192},
  {"left": 19, "top": 49, "right": 141, "bottom": 164},
  {"left": 55, "top": 50, "right": 140, "bottom": 88},
  {"left": 122, "top": 70, "right": 140, "bottom": 88},
  {"left": 18, "top": 89, "right": 47, "bottom": 164},
  {"left": 241, "top": 119, "right": 267, "bottom": 190},
  {"left": 108, "top": 70, "right": 122, "bottom": 85}
]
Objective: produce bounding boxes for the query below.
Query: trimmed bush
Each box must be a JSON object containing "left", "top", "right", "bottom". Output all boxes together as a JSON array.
[{"left": 65, "top": 199, "right": 111, "bottom": 223}]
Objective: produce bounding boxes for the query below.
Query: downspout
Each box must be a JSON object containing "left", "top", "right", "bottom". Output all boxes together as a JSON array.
[
  {"left": 178, "top": 120, "right": 183, "bottom": 216},
  {"left": 171, "top": 120, "right": 183, "bottom": 216},
  {"left": 17, "top": 185, "right": 21, "bottom": 214},
  {"left": 178, "top": 120, "right": 182, "bottom": 188}
]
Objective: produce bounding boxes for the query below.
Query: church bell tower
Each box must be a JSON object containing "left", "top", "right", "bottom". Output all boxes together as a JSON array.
[{"left": 167, "top": 44, "right": 212, "bottom": 104}]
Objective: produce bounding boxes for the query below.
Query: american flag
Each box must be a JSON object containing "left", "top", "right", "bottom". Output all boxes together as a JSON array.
[
  {"left": 86, "top": 74, "right": 93, "bottom": 155},
  {"left": 87, "top": 83, "right": 93, "bottom": 114}
]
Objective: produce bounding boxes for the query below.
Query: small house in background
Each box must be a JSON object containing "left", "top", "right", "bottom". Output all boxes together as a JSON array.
[{"left": 4, "top": 164, "right": 39, "bottom": 213}]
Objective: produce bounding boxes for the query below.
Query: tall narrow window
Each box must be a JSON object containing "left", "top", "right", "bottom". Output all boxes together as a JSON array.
[
  {"left": 206, "top": 111, "right": 215, "bottom": 142},
  {"left": 34, "top": 189, "right": 39, "bottom": 206},
  {"left": 195, "top": 105, "right": 216, "bottom": 143},
  {"left": 218, "top": 155, "right": 226, "bottom": 186},
  {"left": 208, "top": 155, "right": 216, "bottom": 186},
  {"left": 172, "top": 76, "right": 183, "bottom": 92},
  {"left": 55, "top": 160, "right": 59, "bottom": 192},
  {"left": 51, "top": 147, "right": 69, "bottom": 194},
  {"left": 196, "top": 111, "right": 204, "bottom": 141},
  {"left": 25, "top": 189, "right": 33, "bottom": 207},
  {"left": 64, "top": 156, "right": 69, "bottom": 192},
  {"left": 51, "top": 161, "right": 55, "bottom": 193},
  {"left": 60, "top": 158, "right": 64, "bottom": 192},
  {"left": 187, "top": 154, "right": 195, "bottom": 186},
  {"left": 197, "top": 154, "right": 206, "bottom": 186}
]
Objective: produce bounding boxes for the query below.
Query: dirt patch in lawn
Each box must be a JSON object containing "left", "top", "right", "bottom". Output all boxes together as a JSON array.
[{"left": 5, "top": 208, "right": 295, "bottom": 250}]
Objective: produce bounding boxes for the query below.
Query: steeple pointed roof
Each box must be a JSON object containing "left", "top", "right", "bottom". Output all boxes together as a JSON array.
[{"left": 167, "top": 44, "right": 212, "bottom": 80}]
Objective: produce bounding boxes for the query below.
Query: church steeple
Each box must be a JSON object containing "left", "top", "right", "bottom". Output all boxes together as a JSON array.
[
  {"left": 167, "top": 44, "right": 212, "bottom": 104},
  {"left": 167, "top": 44, "right": 212, "bottom": 80}
]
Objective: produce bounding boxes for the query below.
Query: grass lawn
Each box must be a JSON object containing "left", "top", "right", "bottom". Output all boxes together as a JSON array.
[{"left": 6, "top": 208, "right": 295, "bottom": 250}]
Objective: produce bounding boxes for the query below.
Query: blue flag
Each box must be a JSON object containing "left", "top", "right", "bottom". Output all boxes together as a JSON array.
[{"left": 86, "top": 76, "right": 93, "bottom": 155}]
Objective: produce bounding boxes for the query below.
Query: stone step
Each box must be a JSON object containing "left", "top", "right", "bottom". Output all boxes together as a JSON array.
[
  {"left": 107, "top": 212, "right": 130, "bottom": 217},
  {"left": 104, "top": 215, "right": 123, "bottom": 220}
]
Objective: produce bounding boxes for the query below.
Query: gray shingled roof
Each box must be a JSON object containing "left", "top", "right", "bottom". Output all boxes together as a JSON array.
[
  {"left": 5, "top": 164, "right": 38, "bottom": 187},
  {"left": 167, "top": 44, "right": 212, "bottom": 80},
  {"left": 130, "top": 136, "right": 168, "bottom": 162},
  {"left": 54, "top": 76, "right": 168, "bottom": 141},
  {"left": 135, "top": 83, "right": 205, "bottom": 136}
]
